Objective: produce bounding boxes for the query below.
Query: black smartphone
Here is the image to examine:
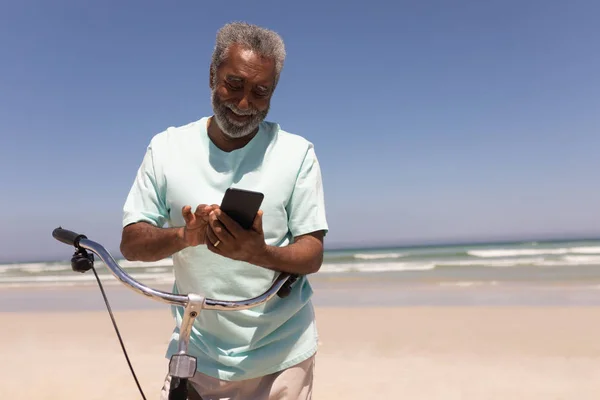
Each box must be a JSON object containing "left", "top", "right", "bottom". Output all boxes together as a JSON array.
[{"left": 220, "top": 188, "right": 264, "bottom": 230}]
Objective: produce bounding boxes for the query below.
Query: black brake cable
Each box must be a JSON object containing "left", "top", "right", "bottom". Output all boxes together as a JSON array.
[{"left": 91, "top": 265, "right": 147, "bottom": 400}]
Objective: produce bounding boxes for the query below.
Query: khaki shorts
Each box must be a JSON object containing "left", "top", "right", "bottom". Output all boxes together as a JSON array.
[{"left": 159, "top": 355, "right": 315, "bottom": 400}]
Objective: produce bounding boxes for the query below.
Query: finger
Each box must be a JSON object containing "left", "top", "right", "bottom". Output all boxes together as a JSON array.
[
  {"left": 201, "top": 204, "right": 219, "bottom": 214},
  {"left": 182, "top": 205, "right": 195, "bottom": 225},
  {"left": 197, "top": 204, "right": 219, "bottom": 221},
  {"left": 205, "top": 225, "right": 218, "bottom": 245},
  {"left": 209, "top": 211, "right": 235, "bottom": 242},
  {"left": 215, "top": 209, "right": 244, "bottom": 237},
  {"left": 205, "top": 204, "right": 220, "bottom": 219},
  {"left": 205, "top": 226, "right": 222, "bottom": 254},
  {"left": 252, "top": 210, "right": 264, "bottom": 234},
  {"left": 193, "top": 204, "right": 208, "bottom": 218}
]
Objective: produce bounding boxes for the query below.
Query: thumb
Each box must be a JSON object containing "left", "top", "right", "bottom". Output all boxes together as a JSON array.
[{"left": 252, "top": 210, "right": 264, "bottom": 234}]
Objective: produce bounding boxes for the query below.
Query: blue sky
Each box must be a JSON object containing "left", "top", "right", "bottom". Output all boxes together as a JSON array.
[{"left": 1, "top": 1, "right": 599, "bottom": 262}]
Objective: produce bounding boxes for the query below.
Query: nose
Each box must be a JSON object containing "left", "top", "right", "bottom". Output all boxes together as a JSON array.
[{"left": 236, "top": 94, "right": 250, "bottom": 110}]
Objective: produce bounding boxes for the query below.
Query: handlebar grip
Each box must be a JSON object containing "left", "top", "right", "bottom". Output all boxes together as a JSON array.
[{"left": 52, "top": 227, "right": 87, "bottom": 247}]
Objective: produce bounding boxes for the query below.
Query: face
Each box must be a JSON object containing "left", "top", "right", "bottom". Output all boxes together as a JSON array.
[{"left": 210, "top": 44, "right": 277, "bottom": 139}]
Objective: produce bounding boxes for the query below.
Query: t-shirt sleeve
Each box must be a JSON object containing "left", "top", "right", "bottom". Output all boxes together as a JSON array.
[
  {"left": 122, "top": 140, "right": 169, "bottom": 228},
  {"left": 286, "top": 144, "right": 329, "bottom": 238}
]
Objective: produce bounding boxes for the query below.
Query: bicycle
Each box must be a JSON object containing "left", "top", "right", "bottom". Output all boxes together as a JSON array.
[{"left": 52, "top": 227, "right": 297, "bottom": 400}]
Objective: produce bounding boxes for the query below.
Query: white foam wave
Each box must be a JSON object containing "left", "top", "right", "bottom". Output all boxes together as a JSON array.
[
  {"left": 0, "top": 259, "right": 174, "bottom": 275},
  {"left": 440, "top": 257, "right": 547, "bottom": 268},
  {"left": 0, "top": 262, "right": 64, "bottom": 272},
  {"left": 468, "top": 246, "right": 600, "bottom": 258},
  {"left": 3, "top": 247, "right": 600, "bottom": 289},
  {"left": 438, "top": 281, "right": 499, "bottom": 287},
  {"left": 442, "top": 255, "right": 600, "bottom": 268},
  {"left": 320, "top": 262, "right": 435, "bottom": 273},
  {"left": 570, "top": 247, "right": 600, "bottom": 254},
  {"left": 21, "top": 264, "right": 70, "bottom": 273},
  {"left": 0, "top": 272, "right": 174, "bottom": 286},
  {"left": 353, "top": 253, "right": 405, "bottom": 260},
  {"left": 117, "top": 259, "right": 174, "bottom": 268},
  {"left": 469, "top": 249, "right": 566, "bottom": 257},
  {"left": 563, "top": 255, "right": 600, "bottom": 264}
]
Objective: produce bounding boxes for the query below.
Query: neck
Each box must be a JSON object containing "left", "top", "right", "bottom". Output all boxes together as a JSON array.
[{"left": 207, "top": 117, "right": 258, "bottom": 152}]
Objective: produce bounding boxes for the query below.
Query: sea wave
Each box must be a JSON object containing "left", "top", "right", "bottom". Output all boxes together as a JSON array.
[
  {"left": 3, "top": 241, "right": 600, "bottom": 288},
  {"left": 439, "top": 257, "right": 547, "bottom": 268},
  {"left": 440, "top": 256, "right": 600, "bottom": 268},
  {"left": 321, "top": 262, "right": 435, "bottom": 273},
  {"left": 353, "top": 253, "right": 405, "bottom": 260},
  {"left": 118, "top": 259, "right": 174, "bottom": 268},
  {"left": 468, "top": 246, "right": 600, "bottom": 258},
  {"left": 0, "top": 259, "right": 174, "bottom": 275},
  {"left": 321, "top": 255, "right": 600, "bottom": 272},
  {"left": 571, "top": 247, "right": 600, "bottom": 254},
  {"left": 0, "top": 262, "right": 61, "bottom": 272},
  {"left": 563, "top": 255, "right": 600, "bottom": 264},
  {"left": 2, "top": 253, "right": 600, "bottom": 279},
  {"left": 0, "top": 272, "right": 175, "bottom": 286}
]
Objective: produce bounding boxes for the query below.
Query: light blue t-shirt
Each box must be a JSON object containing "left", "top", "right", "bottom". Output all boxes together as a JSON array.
[{"left": 122, "top": 117, "right": 328, "bottom": 381}]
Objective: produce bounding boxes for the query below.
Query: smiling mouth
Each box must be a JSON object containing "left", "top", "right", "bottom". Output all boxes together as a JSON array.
[{"left": 227, "top": 108, "right": 253, "bottom": 121}]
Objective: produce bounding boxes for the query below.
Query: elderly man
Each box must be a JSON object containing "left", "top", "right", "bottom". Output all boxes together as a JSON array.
[{"left": 119, "top": 22, "right": 328, "bottom": 400}]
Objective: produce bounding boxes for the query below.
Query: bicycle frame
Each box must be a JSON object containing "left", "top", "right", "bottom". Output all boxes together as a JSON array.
[{"left": 52, "top": 227, "right": 295, "bottom": 400}]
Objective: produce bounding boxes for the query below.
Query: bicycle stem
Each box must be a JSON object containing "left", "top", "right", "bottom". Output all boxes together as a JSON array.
[{"left": 177, "top": 294, "right": 205, "bottom": 355}]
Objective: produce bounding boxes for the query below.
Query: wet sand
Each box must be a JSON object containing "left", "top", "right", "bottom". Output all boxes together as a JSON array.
[{"left": 3, "top": 276, "right": 600, "bottom": 313}]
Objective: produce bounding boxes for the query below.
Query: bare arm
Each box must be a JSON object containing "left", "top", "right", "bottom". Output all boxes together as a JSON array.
[
  {"left": 249, "top": 231, "right": 325, "bottom": 275},
  {"left": 120, "top": 204, "right": 216, "bottom": 262},
  {"left": 120, "top": 222, "right": 186, "bottom": 262}
]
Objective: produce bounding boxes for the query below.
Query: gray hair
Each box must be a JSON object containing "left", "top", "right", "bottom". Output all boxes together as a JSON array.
[{"left": 211, "top": 22, "right": 286, "bottom": 87}]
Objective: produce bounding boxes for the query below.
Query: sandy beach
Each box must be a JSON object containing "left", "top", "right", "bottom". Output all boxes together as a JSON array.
[{"left": 2, "top": 301, "right": 600, "bottom": 399}]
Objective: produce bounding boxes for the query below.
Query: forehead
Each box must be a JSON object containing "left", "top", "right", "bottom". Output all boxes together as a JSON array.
[{"left": 218, "top": 44, "right": 276, "bottom": 84}]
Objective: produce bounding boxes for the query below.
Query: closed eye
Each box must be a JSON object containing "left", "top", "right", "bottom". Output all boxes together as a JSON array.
[
  {"left": 254, "top": 86, "right": 270, "bottom": 97},
  {"left": 225, "top": 81, "right": 243, "bottom": 91}
]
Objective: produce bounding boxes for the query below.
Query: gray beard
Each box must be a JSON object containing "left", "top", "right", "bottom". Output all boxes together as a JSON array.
[{"left": 211, "top": 89, "right": 269, "bottom": 139}]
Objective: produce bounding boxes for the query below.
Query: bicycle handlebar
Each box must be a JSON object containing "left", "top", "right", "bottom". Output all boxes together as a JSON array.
[
  {"left": 52, "top": 227, "right": 88, "bottom": 247},
  {"left": 52, "top": 227, "right": 293, "bottom": 310},
  {"left": 52, "top": 226, "right": 296, "bottom": 400}
]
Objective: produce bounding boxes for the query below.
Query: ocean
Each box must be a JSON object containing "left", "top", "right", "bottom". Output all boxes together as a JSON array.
[{"left": 1, "top": 238, "right": 600, "bottom": 289}]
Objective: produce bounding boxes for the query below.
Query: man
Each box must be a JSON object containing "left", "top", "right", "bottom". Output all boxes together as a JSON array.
[{"left": 120, "top": 22, "right": 328, "bottom": 400}]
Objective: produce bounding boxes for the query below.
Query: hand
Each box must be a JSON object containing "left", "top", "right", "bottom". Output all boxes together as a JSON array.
[
  {"left": 205, "top": 208, "right": 267, "bottom": 263},
  {"left": 180, "top": 204, "right": 218, "bottom": 247}
]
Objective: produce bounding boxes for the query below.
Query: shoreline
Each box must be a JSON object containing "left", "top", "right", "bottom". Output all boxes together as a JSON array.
[{"left": 3, "top": 277, "right": 600, "bottom": 312}]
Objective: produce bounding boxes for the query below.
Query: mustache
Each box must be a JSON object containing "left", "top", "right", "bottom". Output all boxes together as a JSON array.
[{"left": 225, "top": 103, "right": 259, "bottom": 116}]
